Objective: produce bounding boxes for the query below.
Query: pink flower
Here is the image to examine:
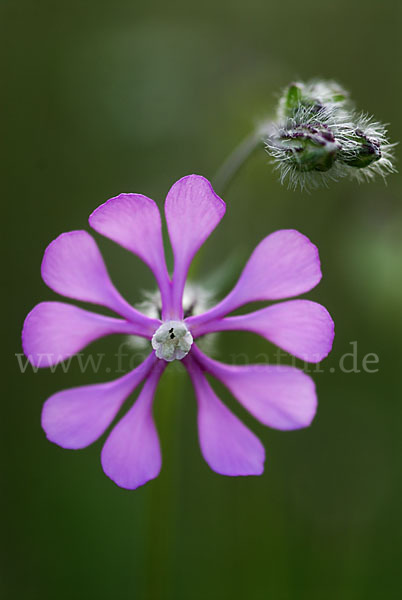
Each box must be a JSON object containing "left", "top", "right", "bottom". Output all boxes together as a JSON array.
[{"left": 22, "top": 175, "right": 334, "bottom": 489}]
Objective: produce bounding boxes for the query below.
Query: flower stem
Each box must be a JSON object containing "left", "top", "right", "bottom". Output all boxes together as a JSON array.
[{"left": 213, "top": 131, "right": 263, "bottom": 195}]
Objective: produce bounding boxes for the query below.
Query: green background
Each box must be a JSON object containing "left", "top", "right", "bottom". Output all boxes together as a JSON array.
[{"left": 3, "top": 1, "right": 402, "bottom": 598}]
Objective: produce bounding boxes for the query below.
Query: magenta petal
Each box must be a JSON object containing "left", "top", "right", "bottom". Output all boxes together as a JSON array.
[
  {"left": 89, "top": 194, "right": 171, "bottom": 313},
  {"left": 193, "top": 300, "right": 334, "bottom": 363},
  {"left": 185, "top": 356, "right": 265, "bottom": 476},
  {"left": 41, "top": 230, "right": 157, "bottom": 327},
  {"left": 101, "top": 361, "right": 165, "bottom": 490},
  {"left": 230, "top": 229, "right": 322, "bottom": 303},
  {"left": 192, "top": 346, "right": 317, "bottom": 430},
  {"left": 22, "top": 302, "right": 145, "bottom": 368},
  {"left": 42, "top": 353, "right": 156, "bottom": 449},
  {"left": 186, "top": 229, "right": 322, "bottom": 327},
  {"left": 165, "top": 175, "right": 225, "bottom": 317}
]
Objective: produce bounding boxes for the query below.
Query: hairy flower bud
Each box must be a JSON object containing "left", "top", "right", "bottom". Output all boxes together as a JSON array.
[
  {"left": 279, "top": 80, "right": 349, "bottom": 121},
  {"left": 339, "top": 129, "right": 381, "bottom": 168},
  {"left": 273, "top": 122, "right": 340, "bottom": 173},
  {"left": 263, "top": 80, "right": 396, "bottom": 190}
]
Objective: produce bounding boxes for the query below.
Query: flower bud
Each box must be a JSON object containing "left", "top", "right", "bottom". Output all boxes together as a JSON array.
[
  {"left": 340, "top": 129, "right": 381, "bottom": 168},
  {"left": 263, "top": 79, "right": 396, "bottom": 190},
  {"left": 278, "top": 80, "right": 349, "bottom": 121},
  {"left": 276, "top": 124, "right": 340, "bottom": 173}
]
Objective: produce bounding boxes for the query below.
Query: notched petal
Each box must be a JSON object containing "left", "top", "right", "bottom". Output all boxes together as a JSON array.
[
  {"left": 22, "top": 301, "right": 140, "bottom": 368},
  {"left": 192, "top": 346, "right": 318, "bottom": 431},
  {"left": 42, "top": 354, "right": 156, "bottom": 449},
  {"left": 185, "top": 356, "right": 265, "bottom": 476}
]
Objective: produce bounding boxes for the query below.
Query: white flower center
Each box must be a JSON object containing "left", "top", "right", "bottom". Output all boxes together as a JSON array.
[{"left": 151, "top": 321, "right": 193, "bottom": 362}]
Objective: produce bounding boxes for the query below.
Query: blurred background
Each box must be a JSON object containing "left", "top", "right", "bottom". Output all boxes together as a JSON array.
[{"left": 2, "top": 0, "right": 402, "bottom": 598}]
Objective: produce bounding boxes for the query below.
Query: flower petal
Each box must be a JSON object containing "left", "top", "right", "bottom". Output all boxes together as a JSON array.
[
  {"left": 185, "top": 356, "right": 265, "bottom": 476},
  {"left": 101, "top": 361, "right": 165, "bottom": 490},
  {"left": 89, "top": 194, "right": 171, "bottom": 314},
  {"left": 165, "top": 175, "right": 225, "bottom": 317},
  {"left": 186, "top": 229, "right": 322, "bottom": 327},
  {"left": 42, "top": 353, "right": 157, "bottom": 449},
  {"left": 192, "top": 300, "right": 334, "bottom": 363},
  {"left": 22, "top": 301, "right": 146, "bottom": 368},
  {"left": 192, "top": 346, "right": 317, "bottom": 430},
  {"left": 41, "top": 230, "right": 156, "bottom": 327}
]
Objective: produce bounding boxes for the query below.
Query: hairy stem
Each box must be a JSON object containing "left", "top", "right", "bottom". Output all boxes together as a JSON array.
[{"left": 213, "top": 131, "right": 263, "bottom": 195}]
